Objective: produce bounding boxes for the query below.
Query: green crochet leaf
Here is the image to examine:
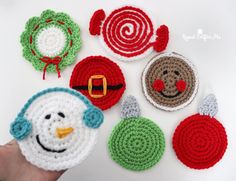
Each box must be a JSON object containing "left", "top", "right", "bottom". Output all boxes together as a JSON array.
[{"left": 20, "top": 9, "right": 82, "bottom": 73}]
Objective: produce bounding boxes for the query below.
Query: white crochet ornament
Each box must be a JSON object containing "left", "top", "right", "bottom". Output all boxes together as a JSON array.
[
  {"left": 10, "top": 88, "right": 104, "bottom": 171},
  {"left": 36, "top": 26, "right": 67, "bottom": 57}
]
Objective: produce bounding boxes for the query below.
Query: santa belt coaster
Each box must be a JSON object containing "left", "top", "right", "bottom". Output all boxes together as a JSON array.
[{"left": 72, "top": 74, "right": 124, "bottom": 98}]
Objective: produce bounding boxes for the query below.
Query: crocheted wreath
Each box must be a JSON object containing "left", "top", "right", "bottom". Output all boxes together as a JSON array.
[
  {"left": 20, "top": 9, "right": 82, "bottom": 79},
  {"left": 108, "top": 96, "right": 165, "bottom": 171},
  {"left": 142, "top": 52, "right": 199, "bottom": 111},
  {"left": 172, "top": 94, "right": 228, "bottom": 169},
  {"left": 70, "top": 56, "right": 126, "bottom": 110},
  {"left": 89, "top": 6, "right": 169, "bottom": 61},
  {"left": 10, "top": 87, "right": 103, "bottom": 171}
]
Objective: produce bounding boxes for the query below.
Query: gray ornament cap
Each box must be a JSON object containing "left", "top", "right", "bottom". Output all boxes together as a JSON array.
[
  {"left": 198, "top": 94, "right": 218, "bottom": 117},
  {"left": 121, "top": 95, "right": 141, "bottom": 119}
]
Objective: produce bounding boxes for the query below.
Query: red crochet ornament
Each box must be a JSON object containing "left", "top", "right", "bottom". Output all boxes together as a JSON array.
[
  {"left": 70, "top": 56, "right": 126, "bottom": 110},
  {"left": 89, "top": 6, "right": 169, "bottom": 61},
  {"left": 172, "top": 94, "right": 227, "bottom": 169}
]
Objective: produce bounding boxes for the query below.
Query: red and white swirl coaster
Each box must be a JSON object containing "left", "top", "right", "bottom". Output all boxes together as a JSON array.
[
  {"left": 89, "top": 6, "right": 169, "bottom": 61},
  {"left": 172, "top": 94, "right": 228, "bottom": 169},
  {"left": 70, "top": 56, "right": 126, "bottom": 110}
]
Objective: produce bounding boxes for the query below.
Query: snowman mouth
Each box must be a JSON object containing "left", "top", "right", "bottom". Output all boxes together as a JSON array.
[
  {"left": 36, "top": 135, "right": 66, "bottom": 153},
  {"left": 160, "top": 91, "right": 181, "bottom": 98}
]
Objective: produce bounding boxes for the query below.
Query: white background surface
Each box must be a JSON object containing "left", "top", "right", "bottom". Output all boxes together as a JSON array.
[{"left": 0, "top": 0, "right": 236, "bottom": 180}]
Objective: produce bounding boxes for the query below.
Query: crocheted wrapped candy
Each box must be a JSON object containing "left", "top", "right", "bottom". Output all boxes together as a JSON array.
[
  {"left": 89, "top": 6, "right": 169, "bottom": 61},
  {"left": 172, "top": 94, "right": 228, "bottom": 169},
  {"left": 142, "top": 52, "right": 199, "bottom": 111},
  {"left": 10, "top": 87, "right": 103, "bottom": 171},
  {"left": 70, "top": 56, "right": 126, "bottom": 110},
  {"left": 20, "top": 9, "right": 82, "bottom": 79},
  {"left": 108, "top": 96, "right": 165, "bottom": 171}
]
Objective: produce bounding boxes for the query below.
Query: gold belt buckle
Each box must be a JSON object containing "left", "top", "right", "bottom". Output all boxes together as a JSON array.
[{"left": 88, "top": 75, "right": 107, "bottom": 98}]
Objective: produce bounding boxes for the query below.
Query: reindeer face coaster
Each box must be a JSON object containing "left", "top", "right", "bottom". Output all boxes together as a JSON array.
[
  {"left": 108, "top": 96, "right": 165, "bottom": 171},
  {"left": 70, "top": 56, "right": 126, "bottom": 110},
  {"left": 10, "top": 88, "right": 104, "bottom": 171},
  {"left": 172, "top": 94, "right": 227, "bottom": 169},
  {"left": 89, "top": 6, "right": 169, "bottom": 61},
  {"left": 20, "top": 9, "right": 82, "bottom": 79},
  {"left": 142, "top": 52, "right": 198, "bottom": 111}
]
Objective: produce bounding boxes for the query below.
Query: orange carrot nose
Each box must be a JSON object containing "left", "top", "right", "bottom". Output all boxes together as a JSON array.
[{"left": 56, "top": 127, "right": 74, "bottom": 139}]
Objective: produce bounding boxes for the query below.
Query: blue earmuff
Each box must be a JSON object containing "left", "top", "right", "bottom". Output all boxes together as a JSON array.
[
  {"left": 83, "top": 106, "right": 104, "bottom": 128},
  {"left": 10, "top": 116, "right": 32, "bottom": 141}
]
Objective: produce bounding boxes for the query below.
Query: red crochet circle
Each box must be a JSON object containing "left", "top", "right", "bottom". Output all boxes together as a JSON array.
[
  {"left": 176, "top": 80, "right": 186, "bottom": 92},
  {"left": 172, "top": 114, "right": 227, "bottom": 169},
  {"left": 70, "top": 56, "right": 126, "bottom": 110},
  {"left": 102, "top": 6, "right": 154, "bottom": 58},
  {"left": 152, "top": 79, "right": 164, "bottom": 92}
]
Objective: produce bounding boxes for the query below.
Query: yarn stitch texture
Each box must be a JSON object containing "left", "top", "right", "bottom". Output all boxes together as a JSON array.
[
  {"left": 198, "top": 94, "right": 218, "bottom": 117},
  {"left": 142, "top": 52, "right": 199, "bottom": 111},
  {"left": 121, "top": 95, "right": 141, "bottom": 119},
  {"left": 89, "top": 6, "right": 169, "bottom": 61},
  {"left": 10, "top": 117, "right": 32, "bottom": 141},
  {"left": 70, "top": 56, "right": 126, "bottom": 110},
  {"left": 108, "top": 96, "right": 165, "bottom": 171},
  {"left": 172, "top": 94, "right": 227, "bottom": 169},
  {"left": 10, "top": 87, "right": 103, "bottom": 171},
  {"left": 21, "top": 9, "right": 81, "bottom": 79},
  {"left": 83, "top": 107, "right": 104, "bottom": 128}
]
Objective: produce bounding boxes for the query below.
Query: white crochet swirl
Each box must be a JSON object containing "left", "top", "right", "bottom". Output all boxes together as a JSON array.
[
  {"left": 36, "top": 26, "right": 66, "bottom": 57},
  {"left": 99, "top": 7, "right": 155, "bottom": 62}
]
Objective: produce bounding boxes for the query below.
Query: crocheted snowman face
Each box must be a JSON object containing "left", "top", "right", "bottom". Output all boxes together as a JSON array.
[
  {"left": 142, "top": 52, "right": 198, "bottom": 111},
  {"left": 10, "top": 88, "right": 103, "bottom": 171},
  {"left": 89, "top": 6, "right": 169, "bottom": 61}
]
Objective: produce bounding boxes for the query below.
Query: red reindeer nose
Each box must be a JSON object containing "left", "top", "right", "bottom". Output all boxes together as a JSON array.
[
  {"left": 152, "top": 79, "right": 165, "bottom": 92},
  {"left": 176, "top": 80, "right": 186, "bottom": 92}
]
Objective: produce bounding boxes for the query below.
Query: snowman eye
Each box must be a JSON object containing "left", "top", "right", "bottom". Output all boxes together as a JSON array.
[
  {"left": 45, "top": 114, "right": 51, "bottom": 119},
  {"left": 58, "top": 112, "right": 65, "bottom": 118}
]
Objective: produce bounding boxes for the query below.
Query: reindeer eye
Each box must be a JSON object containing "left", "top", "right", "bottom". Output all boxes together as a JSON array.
[
  {"left": 45, "top": 114, "right": 51, "bottom": 119},
  {"left": 58, "top": 112, "right": 65, "bottom": 118},
  {"left": 174, "top": 70, "right": 180, "bottom": 75},
  {"left": 163, "top": 70, "right": 168, "bottom": 75}
]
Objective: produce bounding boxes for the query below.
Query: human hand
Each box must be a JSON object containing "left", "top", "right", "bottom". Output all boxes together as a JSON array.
[{"left": 0, "top": 140, "right": 65, "bottom": 181}]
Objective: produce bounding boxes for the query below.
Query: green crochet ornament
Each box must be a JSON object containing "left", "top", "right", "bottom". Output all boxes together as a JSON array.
[
  {"left": 108, "top": 96, "right": 165, "bottom": 171},
  {"left": 20, "top": 9, "right": 82, "bottom": 79}
]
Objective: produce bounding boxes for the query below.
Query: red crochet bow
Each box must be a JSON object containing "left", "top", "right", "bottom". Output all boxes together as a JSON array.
[{"left": 40, "top": 56, "right": 62, "bottom": 80}]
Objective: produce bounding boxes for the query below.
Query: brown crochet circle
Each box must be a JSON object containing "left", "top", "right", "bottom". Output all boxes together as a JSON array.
[{"left": 142, "top": 53, "right": 198, "bottom": 111}]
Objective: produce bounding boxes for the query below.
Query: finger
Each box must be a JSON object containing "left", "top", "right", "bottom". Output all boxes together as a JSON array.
[
  {"left": 0, "top": 140, "right": 15, "bottom": 149},
  {"left": 3, "top": 140, "right": 20, "bottom": 154},
  {"left": 4, "top": 140, "right": 17, "bottom": 148},
  {"left": 6, "top": 140, "right": 16, "bottom": 146}
]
